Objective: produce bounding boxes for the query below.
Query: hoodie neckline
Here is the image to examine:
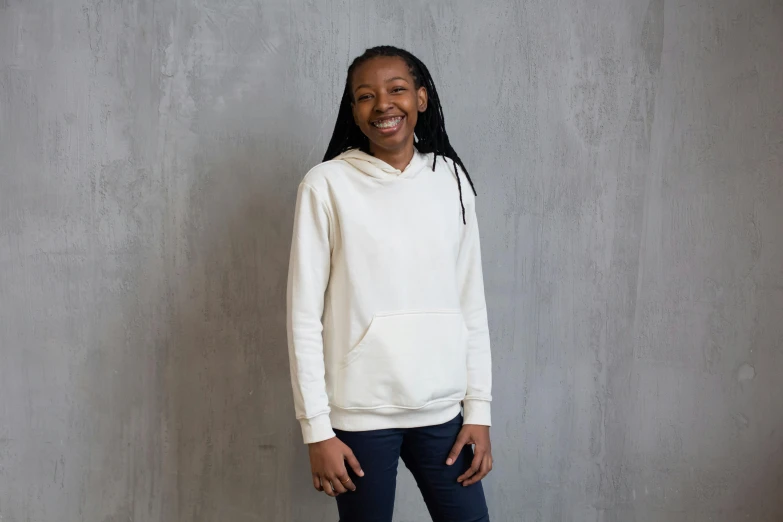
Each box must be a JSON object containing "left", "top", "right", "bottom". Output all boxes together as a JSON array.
[{"left": 336, "top": 148, "right": 428, "bottom": 180}]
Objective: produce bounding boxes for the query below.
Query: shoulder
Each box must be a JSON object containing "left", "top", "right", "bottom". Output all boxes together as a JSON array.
[
  {"left": 299, "top": 159, "right": 348, "bottom": 194},
  {"left": 431, "top": 154, "right": 477, "bottom": 206}
]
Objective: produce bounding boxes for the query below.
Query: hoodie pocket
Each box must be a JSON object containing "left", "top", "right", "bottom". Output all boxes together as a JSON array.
[{"left": 335, "top": 310, "right": 468, "bottom": 410}]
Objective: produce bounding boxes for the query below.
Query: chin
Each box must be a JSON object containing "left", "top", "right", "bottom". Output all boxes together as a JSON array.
[{"left": 373, "top": 134, "right": 413, "bottom": 153}]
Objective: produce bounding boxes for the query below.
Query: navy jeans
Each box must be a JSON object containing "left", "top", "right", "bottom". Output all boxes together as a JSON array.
[{"left": 333, "top": 414, "right": 490, "bottom": 522}]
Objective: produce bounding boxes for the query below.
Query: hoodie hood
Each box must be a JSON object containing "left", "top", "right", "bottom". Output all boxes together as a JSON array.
[{"left": 335, "top": 148, "right": 429, "bottom": 180}]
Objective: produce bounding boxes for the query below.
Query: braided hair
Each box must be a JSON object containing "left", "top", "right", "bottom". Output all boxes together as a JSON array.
[{"left": 323, "top": 46, "right": 477, "bottom": 224}]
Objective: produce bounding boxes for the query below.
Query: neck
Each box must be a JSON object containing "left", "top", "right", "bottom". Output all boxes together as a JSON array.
[{"left": 370, "top": 142, "right": 416, "bottom": 171}]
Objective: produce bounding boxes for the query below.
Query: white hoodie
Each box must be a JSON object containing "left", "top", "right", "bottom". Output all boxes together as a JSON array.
[{"left": 287, "top": 149, "right": 492, "bottom": 444}]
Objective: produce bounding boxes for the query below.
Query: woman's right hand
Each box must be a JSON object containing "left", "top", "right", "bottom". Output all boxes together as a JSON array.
[{"left": 309, "top": 437, "right": 364, "bottom": 497}]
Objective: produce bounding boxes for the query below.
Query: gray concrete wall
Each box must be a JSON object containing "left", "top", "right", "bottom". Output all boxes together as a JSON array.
[{"left": 1, "top": 0, "right": 781, "bottom": 520}]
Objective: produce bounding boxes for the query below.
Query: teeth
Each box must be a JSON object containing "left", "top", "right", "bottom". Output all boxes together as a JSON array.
[{"left": 374, "top": 117, "right": 402, "bottom": 128}]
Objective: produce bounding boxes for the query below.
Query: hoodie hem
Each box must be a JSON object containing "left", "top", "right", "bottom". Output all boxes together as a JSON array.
[{"left": 330, "top": 400, "right": 463, "bottom": 432}]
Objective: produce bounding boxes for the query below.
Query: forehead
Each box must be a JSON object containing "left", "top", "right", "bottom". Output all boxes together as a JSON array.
[{"left": 351, "top": 56, "right": 414, "bottom": 88}]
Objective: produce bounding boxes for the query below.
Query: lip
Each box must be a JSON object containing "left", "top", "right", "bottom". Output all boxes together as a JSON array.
[{"left": 370, "top": 115, "right": 405, "bottom": 135}]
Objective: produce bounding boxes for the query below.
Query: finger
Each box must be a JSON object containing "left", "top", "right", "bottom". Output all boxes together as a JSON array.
[
  {"left": 330, "top": 475, "right": 348, "bottom": 495},
  {"left": 313, "top": 474, "right": 323, "bottom": 491},
  {"left": 446, "top": 436, "right": 469, "bottom": 465},
  {"left": 463, "top": 455, "right": 492, "bottom": 487},
  {"left": 344, "top": 449, "right": 365, "bottom": 477},
  {"left": 457, "top": 449, "right": 484, "bottom": 483},
  {"left": 336, "top": 473, "right": 356, "bottom": 492},
  {"left": 322, "top": 479, "right": 336, "bottom": 497}
]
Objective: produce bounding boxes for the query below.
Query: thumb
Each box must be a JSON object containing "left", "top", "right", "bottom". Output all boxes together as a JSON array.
[
  {"left": 344, "top": 447, "right": 365, "bottom": 477},
  {"left": 446, "top": 435, "right": 468, "bottom": 466}
]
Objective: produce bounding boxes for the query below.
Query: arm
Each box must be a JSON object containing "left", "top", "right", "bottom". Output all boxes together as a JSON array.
[
  {"left": 456, "top": 193, "right": 493, "bottom": 426},
  {"left": 447, "top": 182, "right": 494, "bottom": 486},
  {"left": 287, "top": 182, "right": 365, "bottom": 496},
  {"left": 286, "top": 182, "right": 335, "bottom": 444}
]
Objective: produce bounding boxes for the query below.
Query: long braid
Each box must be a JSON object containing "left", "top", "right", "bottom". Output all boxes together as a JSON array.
[{"left": 323, "top": 46, "right": 477, "bottom": 224}]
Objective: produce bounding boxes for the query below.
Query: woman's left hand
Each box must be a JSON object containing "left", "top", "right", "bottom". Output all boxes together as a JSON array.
[{"left": 446, "top": 424, "right": 493, "bottom": 486}]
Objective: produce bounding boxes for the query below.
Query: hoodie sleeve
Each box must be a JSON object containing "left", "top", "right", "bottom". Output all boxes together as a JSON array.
[
  {"left": 456, "top": 183, "right": 493, "bottom": 426},
  {"left": 287, "top": 182, "right": 335, "bottom": 444}
]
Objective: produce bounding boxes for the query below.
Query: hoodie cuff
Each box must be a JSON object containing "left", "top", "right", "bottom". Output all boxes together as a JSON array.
[
  {"left": 463, "top": 400, "right": 492, "bottom": 426},
  {"left": 299, "top": 413, "right": 336, "bottom": 444}
]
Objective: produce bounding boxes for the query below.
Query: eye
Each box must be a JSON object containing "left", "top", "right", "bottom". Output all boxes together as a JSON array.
[
  {"left": 357, "top": 94, "right": 373, "bottom": 101},
  {"left": 391, "top": 87, "right": 406, "bottom": 93}
]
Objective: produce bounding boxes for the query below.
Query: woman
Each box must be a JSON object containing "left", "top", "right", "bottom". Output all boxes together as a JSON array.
[{"left": 287, "top": 46, "right": 493, "bottom": 522}]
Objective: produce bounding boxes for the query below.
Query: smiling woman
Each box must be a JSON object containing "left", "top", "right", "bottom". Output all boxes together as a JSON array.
[
  {"left": 287, "top": 46, "right": 493, "bottom": 522},
  {"left": 350, "top": 59, "right": 428, "bottom": 162}
]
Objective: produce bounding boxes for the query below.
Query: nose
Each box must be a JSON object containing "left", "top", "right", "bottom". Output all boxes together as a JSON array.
[{"left": 373, "top": 92, "right": 393, "bottom": 112}]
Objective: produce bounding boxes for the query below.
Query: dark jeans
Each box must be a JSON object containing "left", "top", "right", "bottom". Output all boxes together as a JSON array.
[{"left": 334, "top": 414, "right": 490, "bottom": 522}]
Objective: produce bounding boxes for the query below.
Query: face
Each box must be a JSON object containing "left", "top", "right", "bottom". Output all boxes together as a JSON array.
[{"left": 350, "top": 56, "right": 428, "bottom": 158}]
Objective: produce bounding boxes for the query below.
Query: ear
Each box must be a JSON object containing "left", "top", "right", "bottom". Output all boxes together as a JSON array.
[{"left": 417, "top": 86, "right": 428, "bottom": 113}]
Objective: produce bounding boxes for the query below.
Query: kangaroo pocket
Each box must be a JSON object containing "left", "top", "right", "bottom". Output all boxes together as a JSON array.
[{"left": 335, "top": 310, "right": 468, "bottom": 410}]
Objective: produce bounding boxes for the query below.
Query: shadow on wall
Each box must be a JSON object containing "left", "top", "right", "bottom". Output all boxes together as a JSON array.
[
  {"left": 72, "top": 132, "right": 337, "bottom": 520},
  {"left": 732, "top": 407, "right": 783, "bottom": 521},
  {"left": 158, "top": 135, "right": 337, "bottom": 522}
]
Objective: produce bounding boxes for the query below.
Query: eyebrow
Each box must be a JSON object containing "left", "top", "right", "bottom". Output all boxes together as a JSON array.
[{"left": 353, "top": 76, "right": 410, "bottom": 93}]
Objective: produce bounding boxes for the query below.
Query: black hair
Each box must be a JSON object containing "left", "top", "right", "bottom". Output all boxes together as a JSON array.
[{"left": 323, "top": 45, "right": 477, "bottom": 224}]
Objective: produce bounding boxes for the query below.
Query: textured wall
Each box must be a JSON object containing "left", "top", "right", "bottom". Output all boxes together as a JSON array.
[{"left": 1, "top": 0, "right": 782, "bottom": 521}]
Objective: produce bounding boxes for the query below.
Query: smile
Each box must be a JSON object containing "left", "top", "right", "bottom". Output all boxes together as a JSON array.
[{"left": 372, "top": 116, "right": 403, "bottom": 129}]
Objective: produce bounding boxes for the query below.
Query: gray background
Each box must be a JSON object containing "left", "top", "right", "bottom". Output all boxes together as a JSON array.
[{"left": 1, "top": 0, "right": 782, "bottom": 520}]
